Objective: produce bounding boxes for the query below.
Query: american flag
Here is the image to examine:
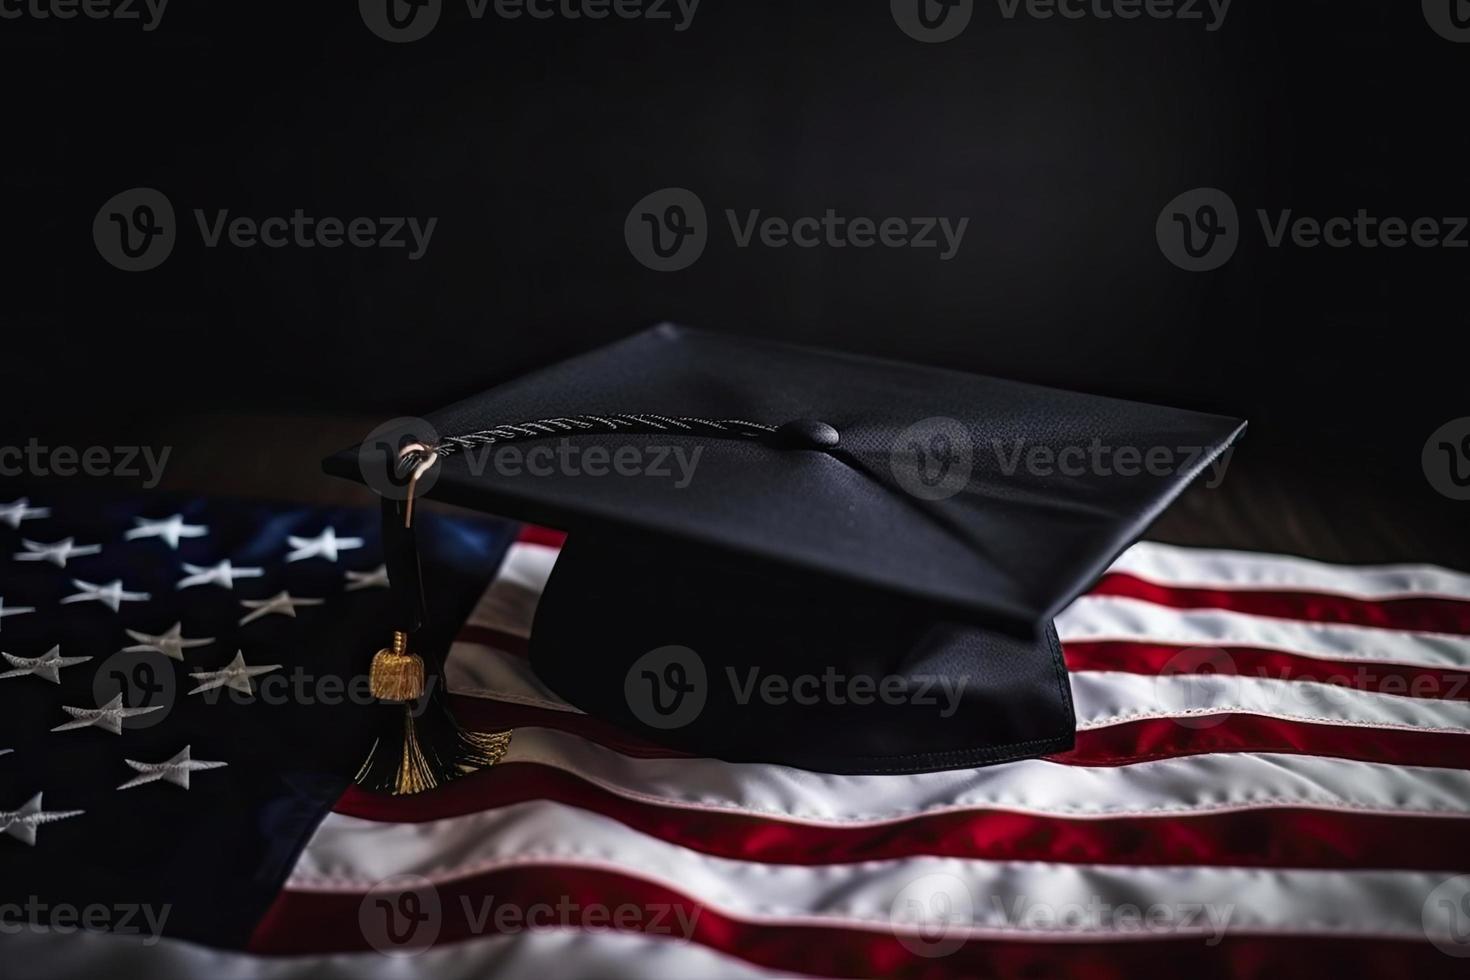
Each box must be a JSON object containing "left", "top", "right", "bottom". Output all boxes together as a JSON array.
[{"left": 6, "top": 500, "right": 1470, "bottom": 977}]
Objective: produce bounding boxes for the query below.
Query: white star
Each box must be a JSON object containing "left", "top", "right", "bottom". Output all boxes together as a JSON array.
[
  {"left": 344, "top": 565, "right": 391, "bottom": 591},
  {"left": 0, "top": 793, "right": 83, "bottom": 846},
  {"left": 188, "top": 651, "right": 281, "bottom": 695},
  {"left": 52, "top": 694, "right": 165, "bottom": 734},
  {"left": 175, "top": 560, "right": 264, "bottom": 591},
  {"left": 0, "top": 597, "right": 36, "bottom": 630},
  {"left": 116, "top": 745, "right": 227, "bottom": 791},
  {"left": 60, "top": 579, "right": 151, "bottom": 612},
  {"left": 0, "top": 499, "right": 49, "bottom": 530},
  {"left": 123, "top": 623, "right": 214, "bottom": 661},
  {"left": 286, "top": 528, "right": 365, "bottom": 563},
  {"left": 0, "top": 646, "right": 92, "bottom": 684},
  {"left": 14, "top": 537, "right": 102, "bottom": 568},
  {"left": 238, "top": 590, "right": 323, "bottom": 625},
  {"left": 124, "top": 515, "right": 208, "bottom": 550}
]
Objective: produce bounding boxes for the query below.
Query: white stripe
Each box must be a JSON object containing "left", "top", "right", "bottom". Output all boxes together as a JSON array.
[
  {"left": 1072, "top": 670, "right": 1470, "bottom": 734},
  {"left": 1, "top": 928, "right": 797, "bottom": 980},
  {"left": 1057, "top": 595, "right": 1470, "bottom": 669},
  {"left": 463, "top": 542, "right": 560, "bottom": 637},
  {"left": 1111, "top": 541, "right": 1470, "bottom": 601},
  {"left": 288, "top": 799, "right": 1469, "bottom": 942},
  {"left": 448, "top": 724, "right": 1470, "bottom": 822}
]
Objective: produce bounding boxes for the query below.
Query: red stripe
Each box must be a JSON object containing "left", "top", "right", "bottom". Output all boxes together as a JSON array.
[
  {"left": 1094, "top": 573, "right": 1470, "bottom": 635},
  {"left": 330, "top": 760, "right": 1470, "bottom": 873},
  {"left": 516, "top": 525, "right": 568, "bottom": 548},
  {"left": 1056, "top": 713, "right": 1470, "bottom": 769},
  {"left": 247, "top": 864, "right": 1456, "bottom": 979},
  {"left": 1064, "top": 641, "right": 1470, "bottom": 701}
]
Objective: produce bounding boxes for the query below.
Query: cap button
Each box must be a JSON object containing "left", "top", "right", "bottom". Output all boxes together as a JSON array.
[{"left": 770, "top": 419, "right": 840, "bottom": 451}]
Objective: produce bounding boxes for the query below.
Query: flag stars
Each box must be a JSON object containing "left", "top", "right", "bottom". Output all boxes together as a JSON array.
[
  {"left": 125, "top": 515, "right": 208, "bottom": 550},
  {"left": 0, "top": 646, "right": 92, "bottom": 684},
  {"left": 117, "top": 746, "right": 227, "bottom": 791},
  {"left": 0, "top": 597, "right": 36, "bottom": 630},
  {"left": 0, "top": 499, "right": 49, "bottom": 530},
  {"left": 188, "top": 652, "right": 281, "bottom": 696},
  {"left": 0, "top": 794, "right": 83, "bottom": 846},
  {"left": 238, "top": 591, "right": 323, "bottom": 625},
  {"left": 176, "top": 560, "right": 264, "bottom": 591},
  {"left": 52, "top": 694, "right": 165, "bottom": 734},
  {"left": 61, "top": 579, "right": 151, "bottom": 612},
  {"left": 14, "top": 537, "right": 102, "bottom": 568},
  {"left": 344, "top": 565, "right": 390, "bottom": 591},
  {"left": 286, "top": 528, "right": 365, "bottom": 563},
  {"left": 123, "top": 624, "right": 214, "bottom": 662}
]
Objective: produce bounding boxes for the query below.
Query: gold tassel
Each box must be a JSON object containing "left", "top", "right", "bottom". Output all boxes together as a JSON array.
[
  {"left": 355, "top": 703, "right": 514, "bottom": 795},
  {"left": 369, "top": 630, "right": 425, "bottom": 702}
]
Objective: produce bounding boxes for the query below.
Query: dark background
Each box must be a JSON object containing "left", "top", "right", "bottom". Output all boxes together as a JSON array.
[{"left": 1, "top": 0, "right": 1465, "bottom": 556}]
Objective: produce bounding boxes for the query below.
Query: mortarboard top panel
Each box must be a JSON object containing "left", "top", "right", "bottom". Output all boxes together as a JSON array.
[{"left": 325, "top": 323, "right": 1245, "bottom": 638}]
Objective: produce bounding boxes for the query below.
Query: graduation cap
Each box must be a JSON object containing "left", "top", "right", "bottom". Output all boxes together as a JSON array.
[{"left": 326, "top": 324, "right": 1244, "bottom": 792}]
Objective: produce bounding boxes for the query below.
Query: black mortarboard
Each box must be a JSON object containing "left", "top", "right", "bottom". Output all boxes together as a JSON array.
[{"left": 326, "top": 324, "right": 1244, "bottom": 785}]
